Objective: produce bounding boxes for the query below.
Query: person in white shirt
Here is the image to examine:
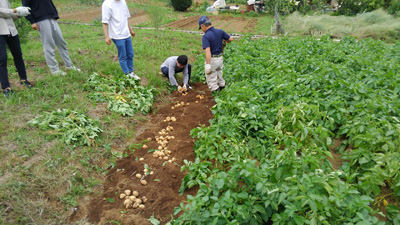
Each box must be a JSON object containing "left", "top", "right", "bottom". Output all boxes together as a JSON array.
[
  {"left": 0, "top": 0, "right": 33, "bottom": 98},
  {"left": 102, "top": 0, "right": 139, "bottom": 80}
]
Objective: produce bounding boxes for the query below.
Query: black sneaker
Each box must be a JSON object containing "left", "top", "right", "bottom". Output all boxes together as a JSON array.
[
  {"left": 4, "top": 89, "right": 15, "bottom": 99},
  {"left": 20, "top": 80, "right": 34, "bottom": 88},
  {"left": 219, "top": 86, "right": 225, "bottom": 91}
]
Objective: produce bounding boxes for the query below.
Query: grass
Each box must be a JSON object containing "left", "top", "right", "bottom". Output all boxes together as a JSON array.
[
  {"left": 285, "top": 9, "right": 400, "bottom": 42},
  {"left": 0, "top": 15, "right": 203, "bottom": 224}
]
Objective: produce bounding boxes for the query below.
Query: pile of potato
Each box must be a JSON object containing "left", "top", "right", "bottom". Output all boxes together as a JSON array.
[
  {"left": 120, "top": 189, "right": 148, "bottom": 209},
  {"left": 134, "top": 164, "right": 153, "bottom": 186}
]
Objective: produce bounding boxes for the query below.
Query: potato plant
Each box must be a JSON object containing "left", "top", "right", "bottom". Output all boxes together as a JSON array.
[
  {"left": 84, "top": 73, "right": 155, "bottom": 116},
  {"left": 28, "top": 109, "right": 103, "bottom": 147},
  {"left": 175, "top": 36, "right": 400, "bottom": 224}
]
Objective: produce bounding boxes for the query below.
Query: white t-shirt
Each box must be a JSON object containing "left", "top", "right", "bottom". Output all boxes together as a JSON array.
[{"left": 102, "top": 0, "right": 131, "bottom": 40}]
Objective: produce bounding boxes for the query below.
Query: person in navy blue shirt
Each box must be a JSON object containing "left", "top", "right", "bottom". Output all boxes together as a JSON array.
[{"left": 198, "top": 15, "right": 233, "bottom": 93}]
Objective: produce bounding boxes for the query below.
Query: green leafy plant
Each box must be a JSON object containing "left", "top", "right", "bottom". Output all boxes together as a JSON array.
[
  {"left": 28, "top": 109, "right": 103, "bottom": 147},
  {"left": 171, "top": 0, "right": 192, "bottom": 11}
]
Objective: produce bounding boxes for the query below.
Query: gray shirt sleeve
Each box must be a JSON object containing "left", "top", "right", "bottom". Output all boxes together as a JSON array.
[{"left": 182, "top": 65, "right": 189, "bottom": 85}]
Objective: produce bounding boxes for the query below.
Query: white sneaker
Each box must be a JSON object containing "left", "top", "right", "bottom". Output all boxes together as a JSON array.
[
  {"left": 52, "top": 70, "right": 67, "bottom": 76},
  {"left": 66, "top": 65, "right": 81, "bottom": 72},
  {"left": 126, "top": 72, "right": 140, "bottom": 80}
]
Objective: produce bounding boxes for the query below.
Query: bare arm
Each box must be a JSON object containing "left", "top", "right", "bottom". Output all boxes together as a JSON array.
[
  {"left": 102, "top": 23, "right": 111, "bottom": 45},
  {"left": 205, "top": 47, "right": 211, "bottom": 64},
  {"left": 128, "top": 19, "right": 135, "bottom": 37},
  {"left": 226, "top": 36, "right": 233, "bottom": 43}
]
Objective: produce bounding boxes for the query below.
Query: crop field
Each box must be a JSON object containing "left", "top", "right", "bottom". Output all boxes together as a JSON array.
[{"left": 1, "top": 0, "right": 400, "bottom": 224}]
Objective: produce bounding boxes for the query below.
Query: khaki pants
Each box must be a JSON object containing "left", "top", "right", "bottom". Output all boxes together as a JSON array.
[{"left": 205, "top": 56, "right": 225, "bottom": 91}]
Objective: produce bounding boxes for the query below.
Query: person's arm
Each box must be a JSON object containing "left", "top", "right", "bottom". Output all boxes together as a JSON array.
[
  {"left": 168, "top": 63, "right": 178, "bottom": 86},
  {"left": 226, "top": 36, "right": 233, "bottom": 43},
  {"left": 102, "top": 23, "right": 111, "bottom": 45},
  {"left": 205, "top": 47, "right": 211, "bottom": 64},
  {"left": 182, "top": 65, "right": 189, "bottom": 88},
  {"left": 128, "top": 19, "right": 135, "bottom": 37},
  {"left": 0, "top": 6, "right": 16, "bottom": 18}
]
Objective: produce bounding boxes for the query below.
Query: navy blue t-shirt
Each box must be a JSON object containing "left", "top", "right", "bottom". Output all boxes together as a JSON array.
[{"left": 202, "top": 27, "right": 230, "bottom": 55}]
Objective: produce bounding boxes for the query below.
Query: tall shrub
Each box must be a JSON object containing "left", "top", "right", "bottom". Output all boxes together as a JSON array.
[{"left": 171, "top": 0, "right": 192, "bottom": 11}]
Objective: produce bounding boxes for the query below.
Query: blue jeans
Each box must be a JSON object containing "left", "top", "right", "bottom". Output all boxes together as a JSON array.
[
  {"left": 112, "top": 37, "right": 134, "bottom": 74},
  {"left": 0, "top": 34, "right": 27, "bottom": 89}
]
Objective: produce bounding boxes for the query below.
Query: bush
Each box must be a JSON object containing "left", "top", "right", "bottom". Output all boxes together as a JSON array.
[
  {"left": 336, "top": 0, "right": 385, "bottom": 15},
  {"left": 387, "top": 0, "right": 400, "bottom": 16},
  {"left": 171, "top": 0, "right": 192, "bottom": 11}
]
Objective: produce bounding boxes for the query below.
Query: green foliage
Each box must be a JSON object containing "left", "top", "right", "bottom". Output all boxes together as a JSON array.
[
  {"left": 171, "top": 0, "right": 192, "bottom": 11},
  {"left": 175, "top": 36, "right": 400, "bottom": 223},
  {"left": 387, "top": 0, "right": 400, "bottom": 16},
  {"left": 84, "top": 73, "right": 155, "bottom": 116},
  {"left": 336, "top": 0, "right": 385, "bottom": 15},
  {"left": 28, "top": 109, "right": 103, "bottom": 147}
]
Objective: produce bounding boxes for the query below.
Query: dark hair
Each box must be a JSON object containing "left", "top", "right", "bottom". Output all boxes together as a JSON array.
[{"left": 177, "top": 55, "right": 188, "bottom": 65}]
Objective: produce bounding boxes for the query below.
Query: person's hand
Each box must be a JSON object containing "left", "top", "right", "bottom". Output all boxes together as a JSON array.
[
  {"left": 183, "top": 84, "right": 187, "bottom": 91},
  {"left": 15, "top": 6, "right": 30, "bottom": 17},
  {"left": 130, "top": 30, "right": 135, "bottom": 38},
  {"left": 105, "top": 37, "right": 111, "bottom": 45},
  {"left": 31, "top": 23, "right": 39, "bottom": 31},
  {"left": 205, "top": 64, "right": 212, "bottom": 75}
]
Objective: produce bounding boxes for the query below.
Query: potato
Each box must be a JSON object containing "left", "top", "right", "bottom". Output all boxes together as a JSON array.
[
  {"left": 119, "top": 193, "right": 126, "bottom": 199},
  {"left": 136, "top": 173, "right": 142, "bottom": 179},
  {"left": 124, "top": 199, "right": 132, "bottom": 208},
  {"left": 124, "top": 190, "right": 131, "bottom": 196},
  {"left": 168, "top": 160, "right": 172, "bottom": 163},
  {"left": 150, "top": 171, "right": 154, "bottom": 175},
  {"left": 144, "top": 168, "right": 148, "bottom": 173},
  {"left": 186, "top": 103, "right": 190, "bottom": 106},
  {"left": 132, "top": 191, "right": 139, "bottom": 197},
  {"left": 139, "top": 157, "right": 144, "bottom": 161},
  {"left": 158, "top": 146, "right": 163, "bottom": 150},
  {"left": 132, "top": 201, "right": 140, "bottom": 209},
  {"left": 171, "top": 106, "right": 175, "bottom": 109},
  {"left": 136, "top": 199, "right": 142, "bottom": 204},
  {"left": 142, "top": 144, "right": 148, "bottom": 149},
  {"left": 195, "top": 101, "right": 199, "bottom": 103},
  {"left": 142, "top": 196, "right": 148, "bottom": 203},
  {"left": 129, "top": 196, "right": 137, "bottom": 201},
  {"left": 172, "top": 157, "right": 176, "bottom": 162},
  {"left": 181, "top": 102, "right": 184, "bottom": 105},
  {"left": 147, "top": 137, "right": 152, "bottom": 141},
  {"left": 166, "top": 116, "right": 171, "bottom": 121},
  {"left": 139, "top": 204, "right": 145, "bottom": 209},
  {"left": 163, "top": 156, "right": 169, "bottom": 160},
  {"left": 171, "top": 136, "right": 175, "bottom": 139},
  {"left": 141, "top": 180, "right": 148, "bottom": 186},
  {"left": 171, "top": 117, "right": 176, "bottom": 122}
]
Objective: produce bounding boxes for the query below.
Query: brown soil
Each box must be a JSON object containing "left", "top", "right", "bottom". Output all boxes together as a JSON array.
[
  {"left": 165, "top": 15, "right": 258, "bottom": 33},
  {"left": 70, "top": 83, "right": 215, "bottom": 224}
]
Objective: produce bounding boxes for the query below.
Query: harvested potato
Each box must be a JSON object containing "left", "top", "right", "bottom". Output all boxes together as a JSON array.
[
  {"left": 168, "top": 160, "right": 172, "bottom": 163},
  {"left": 132, "top": 191, "right": 139, "bottom": 197},
  {"left": 139, "top": 157, "right": 144, "bottom": 161},
  {"left": 139, "top": 204, "right": 145, "bottom": 209},
  {"left": 119, "top": 193, "right": 126, "bottom": 199},
  {"left": 171, "top": 106, "right": 175, "bottom": 109},
  {"left": 124, "top": 190, "right": 131, "bottom": 196},
  {"left": 150, "top": 171, "right": 154, "bottom": 175},
  {"left": 136, "top": 199, "right": 142, "bottom": 204},
  {"left": 129, "top": 196, "right": 137, "bottom": 201},
  {"left": 142, "top": 196, "right": 148, "bottom": 203},
  {"left": 171, "top": 117, "right": 176, "bottom": 122},
  {"left": 195, "top": 101, "right": 199, "bottom": 103},
  {"left": 141, "top": 180, "right": 148, "bottom": 186},
  {"left": 142, "top": 144, "right": 148, "bottom": 149},
  {"left": 136, "top": 174, "right": 142, "bottom": 179},
  {"left": 147, "top": 137, "right": 152, "bottom": 141},
  {"left": 124, "top": 199, "right": 132, "bottom": 208},
  {"left": 186, "top": 103, "right": 190, "bottom": 106},
  {"left": 132, "top": 201, "right": 140, "bottom": 209},
  {"left": 158, "top": 146, "right": 163, "bottom": 150}
]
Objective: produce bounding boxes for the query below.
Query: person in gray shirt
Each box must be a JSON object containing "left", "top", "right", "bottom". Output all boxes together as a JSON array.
[
  {"left": 160, "top": 55, "right": 191, "bottom": 90},
  {"left": 0, "top": 0, "right": 33, "bottom": 98}
]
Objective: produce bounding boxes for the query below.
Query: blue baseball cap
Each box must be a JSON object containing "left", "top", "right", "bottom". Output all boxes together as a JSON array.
[{"left": 198, "top": 15, "right": 210, "bottom": 30}]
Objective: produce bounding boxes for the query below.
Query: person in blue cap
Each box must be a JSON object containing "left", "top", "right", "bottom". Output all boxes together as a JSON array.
[{"left": 198, "top": 15, "right": 233, "bottom": 94}]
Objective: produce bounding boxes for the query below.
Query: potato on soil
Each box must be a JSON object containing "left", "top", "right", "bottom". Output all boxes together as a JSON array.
[
  {"left": 141, "top": 180, "right": 148, "bottom": 186},
  {"left": 142, "top": 144, "right": 148, "bottom": 149},
  {"left": 147, "top": 137, "right": 152, "bottom": 141},
  {"left": 129, "top": 196, "right": 137, "bottom": 201},
  {"left": 139, "top": 157, "right": 144, "bottom": 161},
  {"left": 132, "top": 201, "right": 140, "bottom": 209},
  {"left": 119, "top": 193, "right": 126, "bottom": 199},
  {"left": 139, "top": 204, "right": 145, "bottom": 209},
  {"left": 171, "top": 117, "right": 176, "bottom": 122},
  {"left": 142, "top": 196, "right": 148, "bottom": 203},
  {"left": 136, "top": 173, "right": 142, "bottom": 179},
  {"left": 124, "top": 190, "right": 131, "bottom": 196}
]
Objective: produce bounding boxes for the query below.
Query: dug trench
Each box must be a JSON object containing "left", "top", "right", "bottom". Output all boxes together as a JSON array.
[{"left": 70, "top": 83, "right": 215, "bottom": 224}]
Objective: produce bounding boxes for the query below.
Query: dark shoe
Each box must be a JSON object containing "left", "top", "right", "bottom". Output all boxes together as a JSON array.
[
  {"left": 186, "top": 84, "right": 192, "bottom": 90},
  {"left": 219, "top": 86, "right": 225, "bottom": 91},
  {"left": 4, "top": 89, "right": 15, "bottom": 99},
  {"left": 20, "top": 80, "right": 34, "bottom": 88}
]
